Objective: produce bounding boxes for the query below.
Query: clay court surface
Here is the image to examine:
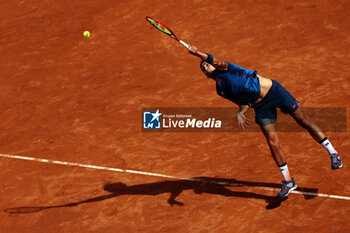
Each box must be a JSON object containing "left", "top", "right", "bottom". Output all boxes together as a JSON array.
[{"left": 0, "top": 0, "right": 349, "bottom": 232}]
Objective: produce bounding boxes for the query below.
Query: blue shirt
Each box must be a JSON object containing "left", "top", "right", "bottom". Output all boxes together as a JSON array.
[{"left": 215, "top": 62, "right": 260, "bottom": 105}]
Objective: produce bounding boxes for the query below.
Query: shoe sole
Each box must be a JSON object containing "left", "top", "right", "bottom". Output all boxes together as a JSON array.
[
  {"left": 332, "top": 163, "right": 343, "bottom": 170},
  {"left": 278, "top": 184, "right": 298, "bottom": 198}
]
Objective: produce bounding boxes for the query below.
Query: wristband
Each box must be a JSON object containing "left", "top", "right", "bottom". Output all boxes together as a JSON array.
[{"left": 205, "top": 53, "right": 214, "bottom": 64}]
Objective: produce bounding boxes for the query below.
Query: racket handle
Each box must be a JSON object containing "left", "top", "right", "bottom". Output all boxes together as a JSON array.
[{"left": 179, "top": 40, "right": 190, "bottom": 50}]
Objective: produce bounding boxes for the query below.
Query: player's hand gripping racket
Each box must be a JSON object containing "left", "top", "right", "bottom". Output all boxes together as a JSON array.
[{"left": 145, "top": 16, "right": 190, "bottom": 50}]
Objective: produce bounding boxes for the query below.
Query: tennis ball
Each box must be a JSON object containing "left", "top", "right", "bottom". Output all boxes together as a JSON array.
[{"left": 83, "top": 31, "right": 90, "bottom": 38}]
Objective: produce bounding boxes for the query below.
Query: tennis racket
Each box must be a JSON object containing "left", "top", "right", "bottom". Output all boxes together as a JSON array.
[{"left": 145, "top": 16, "right": 190, "bottom": 50}]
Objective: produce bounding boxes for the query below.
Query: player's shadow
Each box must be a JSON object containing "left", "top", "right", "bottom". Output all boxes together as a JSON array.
[{"left": 4, "top": 177, "right": 318, "bottom": 214}]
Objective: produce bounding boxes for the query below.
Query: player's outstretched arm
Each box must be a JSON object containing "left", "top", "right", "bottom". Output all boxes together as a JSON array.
[{"left": 188, "top": 45, "right": 228, "bottom": 70}]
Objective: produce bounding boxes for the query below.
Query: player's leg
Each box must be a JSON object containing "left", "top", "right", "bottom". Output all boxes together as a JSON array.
[
  {"left": 290, "top": 108, "right": 343, "bottom": 169},
  {"left": 259, "top": 122, "right": 297, "bottom": 197},
  {"left": 259, "top": 123, "right": 287, "bottom": 169},
  {"left": 289, "top": 108, "right": 324, "bottom": 142},
  {"left": 253, "top": 80, "right": 297, "bottom": 197}
]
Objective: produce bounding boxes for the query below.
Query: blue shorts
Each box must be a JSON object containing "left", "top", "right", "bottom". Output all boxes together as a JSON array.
[{"left": 252, "top": 80, "right": 299, "bottom": 126}]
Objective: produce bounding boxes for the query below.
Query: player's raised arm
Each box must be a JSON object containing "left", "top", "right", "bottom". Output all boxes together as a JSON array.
[{"left": 188, "top": 45, "right": 228, "bottom": 70}]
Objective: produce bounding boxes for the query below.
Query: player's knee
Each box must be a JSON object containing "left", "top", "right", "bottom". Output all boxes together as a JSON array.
[{"left": 267, "top": 134, "right": 280, "bottom": 148}]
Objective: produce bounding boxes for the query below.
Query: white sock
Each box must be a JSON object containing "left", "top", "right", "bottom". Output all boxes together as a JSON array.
[
  {"left": 279, "top": 163, "right": 292, "bottom": 181},
  {"left": 320, "top": 137, "right": 337, "bottom": 155}
]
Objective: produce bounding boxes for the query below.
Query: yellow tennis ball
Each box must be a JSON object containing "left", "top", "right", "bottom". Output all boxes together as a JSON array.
[{"left": 83, "top": 31, "right": 90, "bottom": 38}]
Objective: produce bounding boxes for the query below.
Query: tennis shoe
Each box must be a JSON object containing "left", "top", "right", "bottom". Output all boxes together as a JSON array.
[
  {"left": 278, "top": 178, "right": 297, "bottom": 198},
  {"left": 330, "top": 153, "right": 343, "bottom": 170}
]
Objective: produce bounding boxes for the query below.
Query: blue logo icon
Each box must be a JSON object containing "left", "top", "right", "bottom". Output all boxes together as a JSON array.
[{"left": 143, "top": 109, "right": 162, "bottom": 129}]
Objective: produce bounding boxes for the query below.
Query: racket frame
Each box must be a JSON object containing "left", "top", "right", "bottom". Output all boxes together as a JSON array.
[{"left": 145, "top": 16, "right": 190, "bottom": 50}]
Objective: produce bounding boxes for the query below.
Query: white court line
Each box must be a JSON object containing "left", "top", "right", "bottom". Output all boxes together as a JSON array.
[{"left": 1, "top": 153, "right": 349, "bottom": 201}]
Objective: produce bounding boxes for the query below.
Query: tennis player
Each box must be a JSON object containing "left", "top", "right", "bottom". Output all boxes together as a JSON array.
[{"left": 188, "top": 45, "right": 343, "bottom": 197}]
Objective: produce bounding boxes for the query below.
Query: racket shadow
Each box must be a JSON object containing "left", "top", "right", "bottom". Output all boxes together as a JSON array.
[{"left": 4, "top": 177, "right": 318, "bottom": 214}]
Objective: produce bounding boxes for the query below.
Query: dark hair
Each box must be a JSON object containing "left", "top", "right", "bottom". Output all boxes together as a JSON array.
[{"left": 200, "top": 60, "right": 206, "bottom": 72}]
